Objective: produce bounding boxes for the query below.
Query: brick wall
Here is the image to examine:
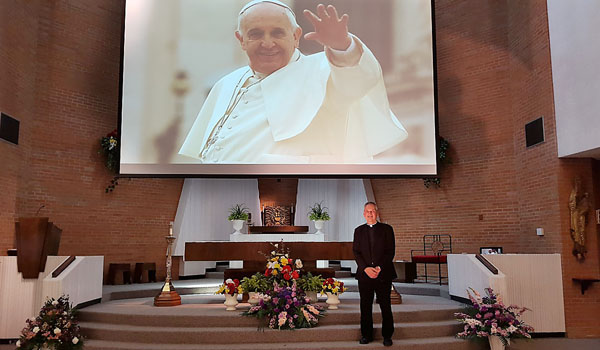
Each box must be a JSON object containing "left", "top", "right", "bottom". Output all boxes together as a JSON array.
[
  {"left": 557, "top": 159, "right": 600, "bottom": 338},
  {"left": 372, "top": 0, "right": 599, "bottom": 338},
  {"left": 0, "top": 0, "right": 183, "bottom": 281},
  {"left": 1, "top": 0, "right": 598, "bottom": 338}
]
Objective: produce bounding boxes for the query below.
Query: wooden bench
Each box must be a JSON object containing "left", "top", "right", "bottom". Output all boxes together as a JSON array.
[{"left": 185, "top": 241, "right": 354, "bottom": 281}]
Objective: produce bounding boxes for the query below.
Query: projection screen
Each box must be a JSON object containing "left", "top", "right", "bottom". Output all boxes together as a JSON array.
[{"left": 119, "top": 0, "right": 437, "bottom": 176}]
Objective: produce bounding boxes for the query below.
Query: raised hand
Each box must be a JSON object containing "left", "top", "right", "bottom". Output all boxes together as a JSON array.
[{"left": 303, "top": 4, "right": 352, "bottom": 51}]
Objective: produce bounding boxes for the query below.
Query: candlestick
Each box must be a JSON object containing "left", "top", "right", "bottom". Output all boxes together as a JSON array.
[{"left": 154, "top": 223, "right": 181, "bottom": 306}]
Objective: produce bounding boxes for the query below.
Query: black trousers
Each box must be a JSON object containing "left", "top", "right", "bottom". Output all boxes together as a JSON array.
[{"left": 358, "top": 279, "right": 394, "bottom": 339}]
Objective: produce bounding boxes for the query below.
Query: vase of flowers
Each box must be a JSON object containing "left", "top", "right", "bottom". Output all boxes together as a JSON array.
[
  {"left": 455, "top": 287, "right": 534, "bottom": 349},
  {"left": 325, "top": 293, "right": 340, "bottom": 310},
  {"left": 228, "top": 204, "right": 250, "bottom": 235},
  {"left": 216, "top": 278, "right": 243, "bottom": 311},
  {"left": 224, "top": 294, "right": 239, "bottom": 311},
  {"left": 16, "top": 295, "right": 84, "bottom": 350},
  {"left": 240, "top": 273, "right": 270, "bottom": 305},
  {"left": 322, "top": 278, "right": 346, "bottom": 310},
  {"left": 298, "top": 273, "right": 325, "bottom": 303},
  {"left": 308, "top": 202, "right": 330, "bottom": 235}
]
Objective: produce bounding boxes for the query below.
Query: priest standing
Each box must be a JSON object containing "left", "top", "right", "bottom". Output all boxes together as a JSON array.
[
  {"left": 353, "top": 202, "right": 396, "bottom": 346},
  {"left": 179, "top": 0, "right": 407, "bottom": 164}
]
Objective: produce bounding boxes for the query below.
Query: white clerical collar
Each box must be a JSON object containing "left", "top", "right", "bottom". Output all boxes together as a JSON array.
[{"left": 368, "top": 222, "right": 378, "bottom": 227}]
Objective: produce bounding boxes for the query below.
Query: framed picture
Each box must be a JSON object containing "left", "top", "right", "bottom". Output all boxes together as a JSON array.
[{"left": 480, "top": 247, "right": 503, "bottom": 255}]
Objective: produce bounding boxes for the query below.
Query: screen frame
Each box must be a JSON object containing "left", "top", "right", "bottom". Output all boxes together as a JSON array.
[{"left": 116, "top": 0, "right": 440, "bottom": 178}]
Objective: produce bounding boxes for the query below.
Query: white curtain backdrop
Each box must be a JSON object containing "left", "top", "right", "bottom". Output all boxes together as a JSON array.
[
  {"left": 295, "top": 179, "right": 367, "bottom": 242},
  {"left": 173, "top": 178, "right": 261, "bottom": 257}
]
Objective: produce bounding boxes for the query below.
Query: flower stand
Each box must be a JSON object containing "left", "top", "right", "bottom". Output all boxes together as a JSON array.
[
  {"left": 488, "top": 335, "right": 509, "bottom": 350},
  {"left": 224, "top": 293, "right": 238, "bottom": 311},
  {"left": 325, "top": 292, "right": 340, "bottom": 310},
  {"left": 313, "top": 220, "right": 325, "bottom": 235},
  {"left": 231, "top": 220, "right": 244, "bottom": 235},
  {"left": 248, "top": 292, "right": 260, "bottom": 306}
]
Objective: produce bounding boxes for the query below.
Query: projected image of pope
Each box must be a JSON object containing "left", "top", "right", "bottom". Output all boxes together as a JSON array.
[{"left": 179, "top": 0, "right": 408, "bottom": 164}]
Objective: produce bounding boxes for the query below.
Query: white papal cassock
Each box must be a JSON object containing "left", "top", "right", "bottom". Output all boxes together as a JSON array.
[{"left": 179, "top": 35, "right": 408, "bottom": 164}]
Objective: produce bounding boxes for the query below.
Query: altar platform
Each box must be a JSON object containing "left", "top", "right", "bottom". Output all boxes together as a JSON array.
[
  {"left": 38, "top": 279, "right": 597, "bottom": 350},
  {"left": 78, "top": 279, "right": 478, "bottom": 350}
]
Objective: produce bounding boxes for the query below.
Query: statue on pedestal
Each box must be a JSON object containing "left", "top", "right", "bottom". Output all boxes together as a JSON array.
[{"left": 569, "top": 178, "right": 590, "bottom": 261}]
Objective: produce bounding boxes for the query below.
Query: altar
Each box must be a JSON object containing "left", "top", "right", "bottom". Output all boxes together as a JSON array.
[{"left": 229, "top": 226, "right": 326, "bottom": 267}]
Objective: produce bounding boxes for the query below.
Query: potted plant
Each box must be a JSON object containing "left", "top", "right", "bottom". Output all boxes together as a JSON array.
[
  {"left": 308, "top": 202, "right": 330, "bottom": 234},
  {"left": 240, "top": 273, "right": 270, "bottom": 305},
  {"left": 228, "top": 204, "right": 250, "bottom": 235},
  {"left": 215, "top": 278, "right": 243, "bottom": 311},
  {"left": 321, "top": 277, "right": 347, "bottom": 310},
  {"left": 298, "top": 273, "right": 325, "bottom": 303},
  {"left": 16, "top": 295, "right": 84, "bottom": 350},
  {"left": 454, "top": 287, "right": 534, "bottom": 350}
]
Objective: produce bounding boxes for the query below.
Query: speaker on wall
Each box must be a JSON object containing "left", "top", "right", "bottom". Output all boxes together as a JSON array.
[
  {"left": 525, "top": 117, "right": 544, "bottom": 148},
  {"left": 0, "top": 112, "right": 20, "bottom": 145}
]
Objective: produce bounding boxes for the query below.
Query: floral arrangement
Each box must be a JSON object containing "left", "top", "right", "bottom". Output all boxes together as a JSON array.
[
  {"left": 455, "top": 287, "right": 534, "bottom": 345},
  {"left": 228, "top": 204, "right": 250, "bottom": 221},
  {"left": 99, "top": 129, "right": 119, "bottom": 173},
  {"left": 16, "top": 295, "right": 83, "bottom": 350},
  {"left": 242, "top": 281, "right": 324, "bottom": 330},
  {"left": 216, "top": 278, "right": 243, "bottom": 296},
  {"left": 263, "top": 242, "right": 302, "bottom": 286},
  {"left": 240, "top": 273, "right": 270, "bottom": 293},
  {"left": 298, "top": 273, "right": 325, "bottom": 293},
  {"left": 322, "top": 277, "right": 347, "bottom": 295}
]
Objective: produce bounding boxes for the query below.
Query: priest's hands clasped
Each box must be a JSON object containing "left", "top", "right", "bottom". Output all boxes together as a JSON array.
[{"left": 364, "top": 266, "right": 381, "bottom": 279}]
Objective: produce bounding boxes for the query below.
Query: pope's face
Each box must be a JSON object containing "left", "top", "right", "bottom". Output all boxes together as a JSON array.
[
  {"left": 363, "top": 204, "right": 378, "bottom": 225},
  {"left": 235, "top": 4, "right": 301, "bottom": 75}
]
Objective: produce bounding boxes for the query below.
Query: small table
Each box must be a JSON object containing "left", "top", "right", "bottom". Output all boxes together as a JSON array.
[{"left": 393, "top": 261, "right": 417, "bottom": 283}]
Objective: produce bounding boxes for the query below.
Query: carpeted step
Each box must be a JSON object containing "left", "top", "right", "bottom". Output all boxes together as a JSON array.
[
  {"left": 78, "top": 303, "right": 462, "bottom": 327},
  {"left": 79, "top": 320, "right": 461, "bottom": 344},
  {"left": 205, "top": 271, "right": 224, "bottom": 279},
  {"left": 335, "top": 270, "right": 352, "bottom": 278},
  {"left": 84, "top": 336, "right": 486, "bottom": 350}
]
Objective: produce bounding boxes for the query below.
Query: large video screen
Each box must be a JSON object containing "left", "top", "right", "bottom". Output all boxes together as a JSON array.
[{"left": 120, "top": 0, "right": 437, "bottom": 175}]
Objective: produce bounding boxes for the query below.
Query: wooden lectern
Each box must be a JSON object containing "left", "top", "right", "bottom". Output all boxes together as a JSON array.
[{"left": 15, "top": 217, "right": 62, "bottom": 278}]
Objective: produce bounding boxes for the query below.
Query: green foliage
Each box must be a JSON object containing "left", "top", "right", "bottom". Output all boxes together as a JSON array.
[
  {"left": 240, "top": 273, "right": 270, "bottom": 293},
  {"left": 424, "top": 137, "right": 452, "bottom": 188},
  {"left": 308, "top": 202, "right": 330, "bottom": 221},
  {"left": 297, "top": 273, "right": 325, "bottom": 292},
  {"left": 228, "top": 204, "right": 250, "bottom": 221}
]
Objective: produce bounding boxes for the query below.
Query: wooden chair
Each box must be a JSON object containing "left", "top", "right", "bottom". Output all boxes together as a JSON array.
[
  {"left": 410, "top": 234, "right": 452, "bottom": 285},
  {"left": 134, "top": 262, "right": 157, "bottom": 283},
  {"left": 107, "top": 263, "right": 132, "bottom": 285}
]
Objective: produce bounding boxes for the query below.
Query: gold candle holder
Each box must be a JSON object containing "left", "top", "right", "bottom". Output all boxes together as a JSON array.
[{"left": 154, "top": 222, "right": 181, "bottom": 306}]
